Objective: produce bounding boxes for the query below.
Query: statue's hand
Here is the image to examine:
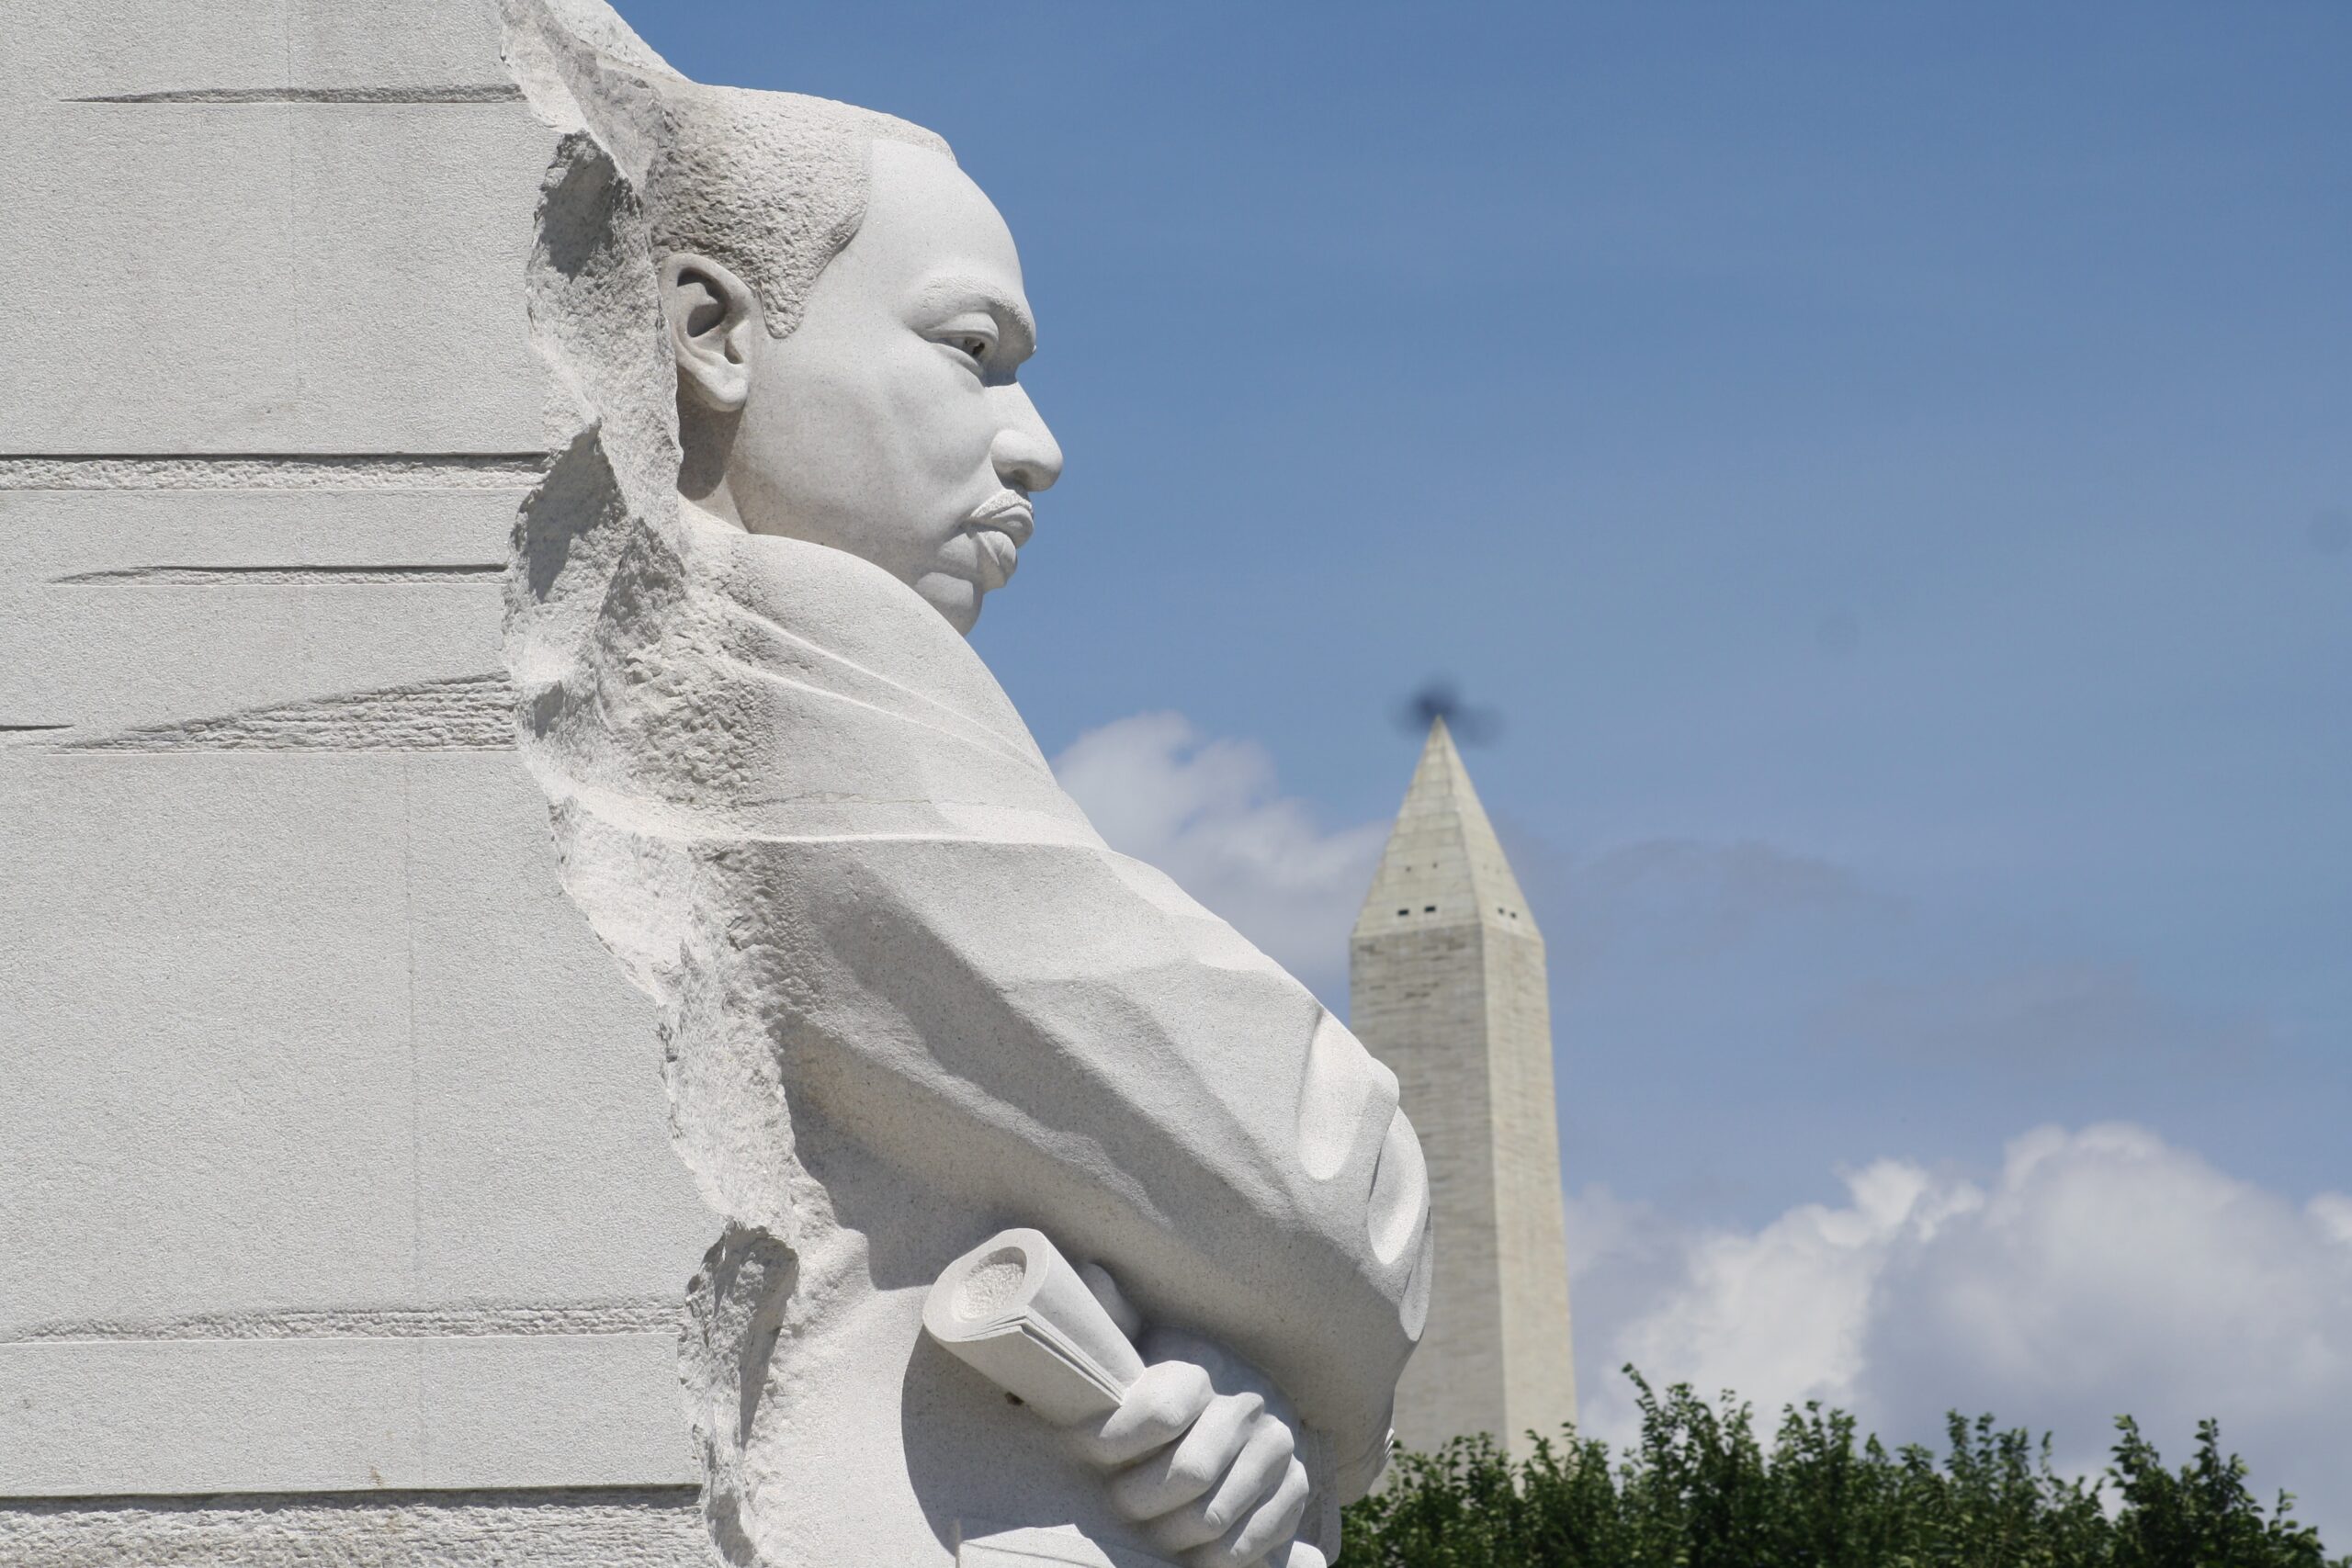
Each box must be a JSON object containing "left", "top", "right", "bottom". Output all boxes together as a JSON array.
[{"left": 1074, "top": 1338, "right": 1319, "bottom": 1568}]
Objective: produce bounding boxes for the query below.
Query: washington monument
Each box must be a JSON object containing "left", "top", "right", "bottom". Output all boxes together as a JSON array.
[{"left": 1350, "top": 716, "right": 1577, "bottom": 1459}]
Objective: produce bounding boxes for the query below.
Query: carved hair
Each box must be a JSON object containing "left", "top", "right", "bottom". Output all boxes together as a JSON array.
[{"left": 644, "top": 82, "right": 951, "bottom": 338}]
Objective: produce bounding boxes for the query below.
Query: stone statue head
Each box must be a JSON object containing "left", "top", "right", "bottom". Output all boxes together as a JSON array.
[{"left": 642, "top": 82, "right": 1063, "bottom": 634}]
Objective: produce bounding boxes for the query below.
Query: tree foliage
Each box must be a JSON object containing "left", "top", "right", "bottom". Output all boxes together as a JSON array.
[{"left": 1342, "top": 1371, "right": 2343, "bottom": 1568}]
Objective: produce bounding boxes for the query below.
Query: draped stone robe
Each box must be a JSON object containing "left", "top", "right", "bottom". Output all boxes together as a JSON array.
[{"left": 529, "top": 502, "right": 1431, "bottom": 1565}]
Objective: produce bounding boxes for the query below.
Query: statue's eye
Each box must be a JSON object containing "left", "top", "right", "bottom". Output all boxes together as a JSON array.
[{"left": 932, "top": 319, "right": 998, "bottom": 373}]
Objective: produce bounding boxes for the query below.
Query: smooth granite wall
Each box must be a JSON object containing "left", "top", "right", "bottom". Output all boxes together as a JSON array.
[{"left": 0, "top": 0, "right": 716, "bottom": 1556}]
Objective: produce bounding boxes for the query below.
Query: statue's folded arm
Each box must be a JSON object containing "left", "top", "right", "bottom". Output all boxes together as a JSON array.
[{"left": 662, "top": 825, "right": 1430, "bottom": 1495}]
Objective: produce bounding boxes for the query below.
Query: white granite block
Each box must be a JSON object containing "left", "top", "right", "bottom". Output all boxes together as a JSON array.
[
  {"left": 0, "top": 101, "right": 555, "bottom": 453},
  {"left": 0, "top": 1334, "right": 695, "bottom": 1495},
  {"left": 3, "top": 0, "right": 514, "bottom": 102}
]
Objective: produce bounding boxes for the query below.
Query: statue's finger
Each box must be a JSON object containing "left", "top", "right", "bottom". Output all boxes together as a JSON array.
[
  {"left": 1189, "top": 1456, "right": 1309, "bottom": 1568},
  {"left": 1271, "top": 1543, "right": 1327, "bottom": 1568},
  {"left": 1110, "top": 1391, "right": 1262, "bottom": 1520},
  {"left": 1078, "top": 1360, "right": 1214, "bottom": 1468},
  {"left": 1076, "top": 1260, "right": 1144, "bottom": 1341},
  {"left": 1148, "top": 1416, "right": 1294, "bottom": 1552}
]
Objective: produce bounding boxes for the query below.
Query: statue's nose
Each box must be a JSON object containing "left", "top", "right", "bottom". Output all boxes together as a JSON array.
[{"left": 992, "top": 386, "right": 1063, "bottom": 494}]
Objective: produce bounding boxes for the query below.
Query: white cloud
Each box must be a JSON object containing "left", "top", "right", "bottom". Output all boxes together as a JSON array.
[
  {"left": 1569, "top": 1123, "right": 2352, "bottom": 1538},
  {"left": 1052, "top": 713, "right": 1387, "bottom": 1000}
]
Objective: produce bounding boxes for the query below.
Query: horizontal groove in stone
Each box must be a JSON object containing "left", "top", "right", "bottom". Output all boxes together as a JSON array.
[
  {"left": 0, "top": 1485, "right": 701, "bottom": 1511},
  {"left": 13, "top": 1301, "right": 676, "bottom": 1344},
  {"left": 0, "top": 1488, "right": 708, "bottom": 1563},
  {"left": 59, "top": 672, "right": 515, "bottom": 753},
  {"left": 69, "top": 85, "right": 526, "bottom": 105},
  {"left": 55, "top": 565, "right": 506, "bottom": 585},
  {"left": 0, "top": 456, "right": 550, "bottom": 492}
]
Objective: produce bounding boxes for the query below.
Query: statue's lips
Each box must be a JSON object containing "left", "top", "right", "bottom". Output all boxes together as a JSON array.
[{"left": 962, "top": 491, "right": 1033, "bottom": 592}]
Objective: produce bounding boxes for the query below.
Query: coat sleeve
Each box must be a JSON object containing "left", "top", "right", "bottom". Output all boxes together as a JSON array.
[{"left": 665, "top": 826, "right": 1431, "bottom": 1499}]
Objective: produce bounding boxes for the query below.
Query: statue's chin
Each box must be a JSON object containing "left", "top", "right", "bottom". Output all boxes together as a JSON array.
[{"left": 914, "top": 571, "right": 984, "bottom": 637}]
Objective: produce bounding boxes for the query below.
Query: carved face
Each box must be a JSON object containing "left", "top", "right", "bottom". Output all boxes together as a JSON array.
[{"left": 685, "top": 141, "right": 1062, "bottom": 634}]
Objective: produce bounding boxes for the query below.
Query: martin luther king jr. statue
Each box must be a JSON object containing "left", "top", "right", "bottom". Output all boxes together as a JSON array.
[{"left": 499, "top": 6, "right": 1431, "bottom": 1564}]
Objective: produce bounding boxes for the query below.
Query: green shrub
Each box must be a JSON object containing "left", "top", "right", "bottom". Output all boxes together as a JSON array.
[{"left": 1341, "top": 1370, "right": 2343, "bottom": 1568}]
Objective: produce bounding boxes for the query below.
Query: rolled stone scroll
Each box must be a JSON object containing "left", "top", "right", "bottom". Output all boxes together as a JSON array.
[
  {"left": 923, "top": 1228, "right": 1148, "bottom": 1426},
  {"left": 928, "top": 1231, "right": 1332, "bottom": 1568}
]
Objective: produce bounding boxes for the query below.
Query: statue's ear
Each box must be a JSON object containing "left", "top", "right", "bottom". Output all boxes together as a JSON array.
[{"left": 662, "top": 253, "right": 761, "bottom": 413}]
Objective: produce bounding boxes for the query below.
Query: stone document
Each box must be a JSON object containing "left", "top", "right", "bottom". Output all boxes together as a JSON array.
[
  {"left": 2, "top": 2, "right": 1431, "bottom": 1565},
  {"left": 1349, "top": 718, "right": 1577, "bottom": 1460}
]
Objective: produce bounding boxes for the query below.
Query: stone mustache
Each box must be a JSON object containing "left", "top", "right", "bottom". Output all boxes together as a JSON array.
[{"left": 499, "top": 6, "right": 1431, "bottom": 1564}]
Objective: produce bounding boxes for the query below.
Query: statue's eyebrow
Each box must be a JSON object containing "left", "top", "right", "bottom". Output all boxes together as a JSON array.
[{"left": 911, "top": 275, "right": 1037, "bottom": 360}]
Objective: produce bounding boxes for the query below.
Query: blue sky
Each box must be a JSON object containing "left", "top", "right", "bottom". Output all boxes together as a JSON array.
[{"left": 620, "top": 0, "right": 2350, "bottom": 1519}]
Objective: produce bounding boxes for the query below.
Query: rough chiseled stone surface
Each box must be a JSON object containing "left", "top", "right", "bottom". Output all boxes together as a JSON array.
[{"left": 1350, "top": 718, "right": 1577, "bottom": 1460}]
